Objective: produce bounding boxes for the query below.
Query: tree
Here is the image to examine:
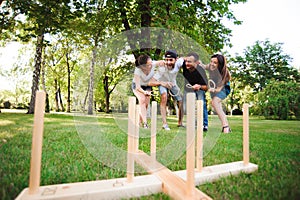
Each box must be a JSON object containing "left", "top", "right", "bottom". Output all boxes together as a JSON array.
[
  {"left": 256, "top": 80, "right": 300, "bottom": 120},
  {"left": 64, "top": 45, "right": 78, "bottom": 113},
  {"left": 4, "top": 0, "right": 82, "bottom": 114},
  {"left": 0, "top": 0, "right": 19, "bottom": 43},
  {"left": 44, "top": 35, "right": 80, "bottom": 113},
  {"left": 99, "top": 62, "right": 132, "bottom": 113},
  {"left": 94, "top": 0, "right": 247, "bottom": 113},
  {"left": 70, "top": 0, "right": 114, "bottom": 115},
  {"left": 43, "top": 38, "right": 67, "bottom": 112},
  {"left": 0, "top": 45, "right": 32, "bottom": 108},
  {"left": 113, "top": 0, "right": 246, "bottom": 55},
  {"left": 232, "top": 40, "right": 300, "bottom": 92}
]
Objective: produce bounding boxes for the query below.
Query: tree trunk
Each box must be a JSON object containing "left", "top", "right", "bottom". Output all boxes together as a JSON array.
[
  {"left": 105, "top": 92, "right": 110, "bottom": 113},
  {"left": 66, "top": 52, "right": 71, "bottom": 113},
  {"left": 83, "top": 82, "right": 89, "bottom": 111},
  {"left": 139, "top": 0, "right": 151, "bottom": 54},
  {"left": 27, "top": 34, "right": 44, "bottom": 114},
  {"left": 41, "top": 49, "right": 50, "bottom": 112},
  {"left": 87, "top": 46, "right": 96, "bottom": 115},
  {"left": 103, "top": 75, "right": 110, "bottom": 113},
  {"left": 58, "top": 87, "right": 65, "bottom": 112},
  {"left": 54, "top": 79, "right": 59, "bottom": 112}
]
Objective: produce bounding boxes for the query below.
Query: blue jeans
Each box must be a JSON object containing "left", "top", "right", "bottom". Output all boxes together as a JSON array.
[{"left": 184, "top": 90, "right": 208, "bottom": 127}]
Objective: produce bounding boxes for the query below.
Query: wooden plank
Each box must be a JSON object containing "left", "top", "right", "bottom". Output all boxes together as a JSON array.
[
  {"left": 174, "top": 161, "right": 258, "bottom": 185},
  {"left": 196, "top": 100, "right": 204, "bottom": 172},
  {"left": 29, "top": 91, "right": 46, "bottom": 194},
  {"left": 135, "top": 151, "right": 212, "bottom": 200},
  {"left": 186, "top": 93, "right": 196, "bottom": 196},
  {"left": 134, "top": 105, "right": 140, "bottom": 152},
  {"left": 16, "top": 161, "right": 258, "bottom": 200},
  {"left": 127, "top": 97, "right": 136, "bottom": 182},
  {"left": 16, "top": 175, "right": 162, "bottom": 200},
  {"left": 243, "top": 103, "right": 249, "bottom": 165},
  {"left": 150, "top": 101, "right": 157, "bottom": 159}
]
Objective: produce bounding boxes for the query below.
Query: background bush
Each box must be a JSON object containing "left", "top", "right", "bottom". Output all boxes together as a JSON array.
[{"left": 255, "top": 80, "right": 300, "bottom": 120}]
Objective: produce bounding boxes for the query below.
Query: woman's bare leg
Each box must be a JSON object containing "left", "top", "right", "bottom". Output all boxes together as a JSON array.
[
  {"left": 211, "top": 96, "right": 230, "bottom": 133},
  {"left": 133, "top": 90, "right": 148, "bottom": 125}
]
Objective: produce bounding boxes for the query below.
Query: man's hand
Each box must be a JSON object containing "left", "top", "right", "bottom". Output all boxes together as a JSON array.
[
  {"left": 193, "top": 84, "right": 201, "bottom": 91},
  {"left": 161, "top": 81, "right": 173, "bottom": 89}
]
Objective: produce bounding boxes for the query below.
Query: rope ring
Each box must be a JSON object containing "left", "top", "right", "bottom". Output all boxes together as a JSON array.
[
  {"left": 185, "top": 83, "right": 193, "bottom": 89},
  {"left": 168, "top": 85, "right": 181, "bottom": 97},
  {"left": 208, "top": 79, "right": 216, "bottom": 89}
]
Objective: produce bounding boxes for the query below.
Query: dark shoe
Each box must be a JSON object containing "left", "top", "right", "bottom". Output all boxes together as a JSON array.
[
  {"left": 143, "top": 123, "right": 149, "bottom": 129},
  {"left": 203, "top": 126, "right": 208, "bottom": 132},
  {"left": 177, "top": 124, "right": 185, "bottom": 128},
  {"left": 222, "top": 126, "right": 232, "bottom": 133}
]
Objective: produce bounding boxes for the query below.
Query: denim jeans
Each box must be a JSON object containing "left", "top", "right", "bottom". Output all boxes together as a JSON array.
[{"left": 183, "top": 90, "right": 208, "bottom": 127}]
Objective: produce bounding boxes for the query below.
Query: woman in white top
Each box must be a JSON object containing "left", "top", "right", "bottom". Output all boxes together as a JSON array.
[{"left": 132, "top": 54, "right": 156, "bottom": 128}]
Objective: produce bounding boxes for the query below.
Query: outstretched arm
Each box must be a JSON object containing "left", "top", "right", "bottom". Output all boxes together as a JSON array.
[
  {"left": 199, "top": 62, "right": 209, "bottom": 70},
  {"left": 148, "top": 77, "right": 173, "bottom": 88},
  {"left": 189, "top": 84, "right": 208, "bottom": 91}
]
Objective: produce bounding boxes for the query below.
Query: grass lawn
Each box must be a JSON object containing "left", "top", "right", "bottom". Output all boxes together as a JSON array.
[{"left": 0, "top": 111, "right": 299, "bottom": 200}]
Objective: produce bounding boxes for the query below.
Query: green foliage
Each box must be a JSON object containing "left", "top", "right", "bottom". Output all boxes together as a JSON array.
[
  {"left": 232, "top": 40, "right": 299, "bottom": 92},
  {"left": 255, "top": 80, "right": 300, "bottom": 120},
  {"left": 113, "top": 0, "right": 247, "bottom": 53},
  {"left": 158, "top": 0, "right": 247, "bottom": 52},
  {"left": 229, "top": 40, "right": 300, "bottom": 116},
  {"left": 0, "top": 1, "right": 18, "bottom": 42},
  {"left": 96, "top": 61, "right": 133, "bottom": 113}
]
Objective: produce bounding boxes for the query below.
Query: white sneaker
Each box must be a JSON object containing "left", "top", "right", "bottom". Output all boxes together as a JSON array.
[{"left": 162, "top": 124, "right": 170, "bottom": 131}]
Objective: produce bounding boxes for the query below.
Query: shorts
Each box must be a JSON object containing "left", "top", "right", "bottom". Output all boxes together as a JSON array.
[
  {"left": 132, "top": 82, "right": 152, "bottom": 91},
  {"left": 158, "top": 85, "right": 182, "bottom": 101},
  {"left": 210, "top": 86, "right": 228, "bottom": 100}
]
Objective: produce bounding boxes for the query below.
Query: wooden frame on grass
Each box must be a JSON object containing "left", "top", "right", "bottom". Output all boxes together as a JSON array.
[{"left": 16, "top": 93, "right": 257, "bottom": 200}]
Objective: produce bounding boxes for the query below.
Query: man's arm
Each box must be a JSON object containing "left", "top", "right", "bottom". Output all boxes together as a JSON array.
[
  {"left": 190, "top": 84, "right": 208, "bottom": 91},
  {"left": 197, "top": 60, "right": 209, "bottom": 70},
  {"left": 148, "top": 77, "right": 173, "bottom": 88}
]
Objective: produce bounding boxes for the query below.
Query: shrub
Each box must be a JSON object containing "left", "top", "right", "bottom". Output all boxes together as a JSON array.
[{"left": 256, "top": 80, "right": 300, "bottom": 120}]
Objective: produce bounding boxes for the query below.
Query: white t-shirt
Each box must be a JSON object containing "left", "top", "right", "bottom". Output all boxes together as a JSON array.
[
  {"left": 153, "top": 57, "right": 184, "bottom": 85},
  {"left": 132, "top": 61, "right": 157, "bottom": 86}
]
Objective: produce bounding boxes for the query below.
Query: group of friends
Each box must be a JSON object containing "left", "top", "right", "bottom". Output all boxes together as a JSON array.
[{"left": 131, "top": 50, "right": 232, "bottom": 134}]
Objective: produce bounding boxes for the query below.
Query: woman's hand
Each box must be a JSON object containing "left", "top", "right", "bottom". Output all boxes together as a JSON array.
[
  {"left": 144, "top": 91, "right": 152, "bottom": 96},
  {"left": 208, "top": 88, "right": 216, "bottom": 93},
  {"left": 209, "top": 86, "right": 221, "bottom": 93}
]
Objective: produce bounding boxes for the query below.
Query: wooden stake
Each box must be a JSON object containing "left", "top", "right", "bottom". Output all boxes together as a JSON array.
[
  {"left": 196, "top": 100, "right": 203, "bottom": 172},
  {"left": 28, "top": 90, "right": 46, "bottom": 194},
  {"left": 134, "top": 105, "right": 140, "bottom": 152},
  {"left": 127, "top": 97, "right": 136, "bottom": 182},
  {"left": 150, "top": 101, "right": 157, "bottom": 159},
  {"left": 243, "top": 103, "right": 249, "bottom": 165},
  {"left": 186, "top": 93, "right": 195, "bottom": 196}
]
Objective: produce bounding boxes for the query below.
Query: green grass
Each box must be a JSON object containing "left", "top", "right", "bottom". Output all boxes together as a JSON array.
[{"left": 0, "top": 112, "right": 299, "bottom": 199}]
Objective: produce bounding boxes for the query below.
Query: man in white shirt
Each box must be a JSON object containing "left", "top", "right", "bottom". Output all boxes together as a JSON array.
[{"left": 151, "top": 50, "right": 184, "bottom": 130}]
